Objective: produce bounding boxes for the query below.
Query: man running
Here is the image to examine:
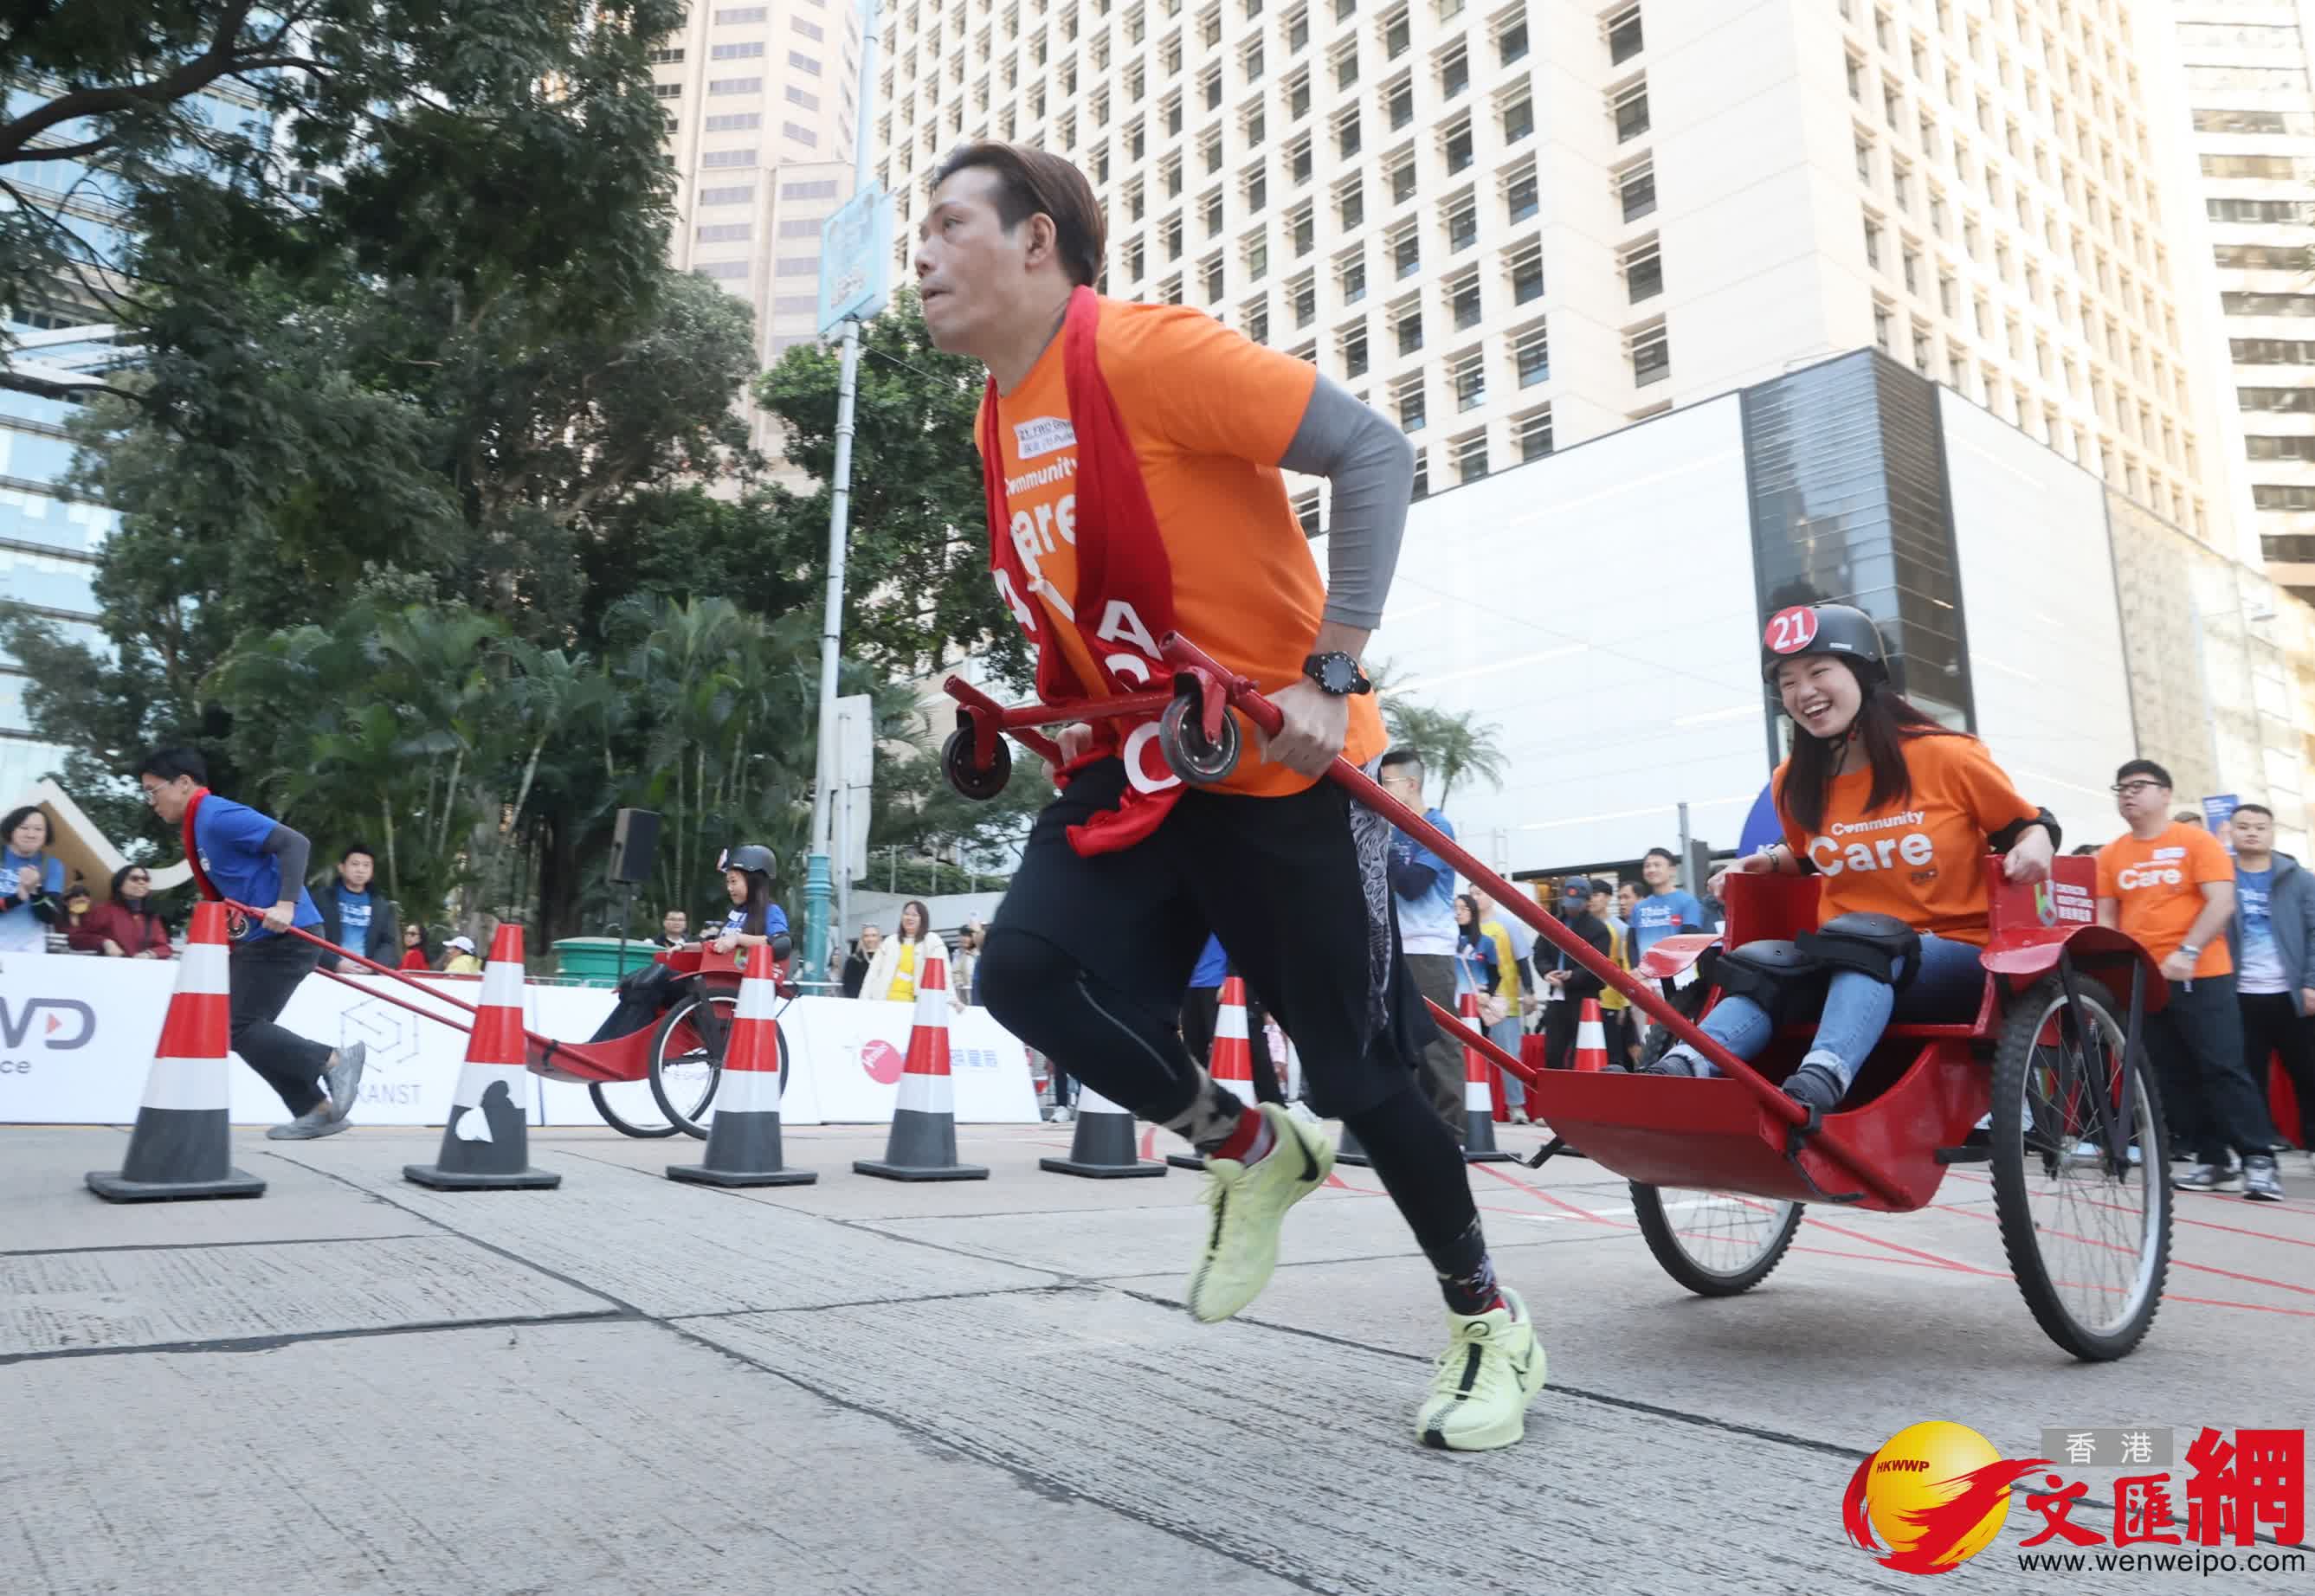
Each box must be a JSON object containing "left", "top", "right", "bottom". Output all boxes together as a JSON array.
[
  {"left": 919, "top": 142, "right": 1543, "bottom": 1451},
  {"left": 138, "top": 749, "right": 367, "bottom": 1139}
]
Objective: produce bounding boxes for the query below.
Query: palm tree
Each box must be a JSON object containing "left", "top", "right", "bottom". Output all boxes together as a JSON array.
[{"left": 1381, "top": 698, "right": 1509, "bottom": 809}]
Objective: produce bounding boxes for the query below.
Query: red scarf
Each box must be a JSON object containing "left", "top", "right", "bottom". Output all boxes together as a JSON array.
[
  {"left": 180, "top": 787, "right": 218, "bottom": 902},
  {"left": 982, "top": 286, "right": 1183, "bottom": 855}
]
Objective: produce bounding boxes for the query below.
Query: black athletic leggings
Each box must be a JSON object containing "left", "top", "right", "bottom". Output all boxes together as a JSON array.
[{"left": 982, "top": 926, "right": 1479, "bottom": 1263}]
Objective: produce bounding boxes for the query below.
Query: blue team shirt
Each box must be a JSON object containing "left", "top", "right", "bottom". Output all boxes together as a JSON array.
[
  {"left": 1628, "top": 890, "right": 1707, "bottom": 960},
  {"left": 192, "top": 795, "right": 321, "bottom": 942},
  {"left": 1190, "top": 932, "right": 1229, "bottom": 990},
  {"left": 722, "top": 904, "right": 790, "bottom": 938},
  {"left": 1, "top": 847, "right": 63, "bottom": 950},
  {"left": 336, "top": 888, "right": 374, "bottom": 960},
  {"left": 1392, "top": 809, "right": 1460, "bottom": 956}
]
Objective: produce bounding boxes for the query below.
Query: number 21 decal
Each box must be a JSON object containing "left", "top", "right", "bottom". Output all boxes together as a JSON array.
[{"left": 1765, "top": 606, "right": 1819, "bottom": 654}]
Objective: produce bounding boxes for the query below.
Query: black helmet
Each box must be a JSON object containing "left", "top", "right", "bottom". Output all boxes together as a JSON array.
[
  {"left": 1761, "top": 603, "right": 1889, "bottom": 687},
  {"left": 719, "top": 844, "right": 777, "bottom": 879}
]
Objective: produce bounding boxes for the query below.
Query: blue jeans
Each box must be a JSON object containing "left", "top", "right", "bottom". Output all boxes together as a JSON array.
[
  {"left": 1487, "top": 1016, "right": 1526, "bottom": 1108},
  {"left": 1672, "top": 931, "right": 1986, "bottom": 1090}
]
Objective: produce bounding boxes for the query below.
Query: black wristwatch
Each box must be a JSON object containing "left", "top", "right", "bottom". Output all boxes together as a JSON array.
[{"left": 1303, "top": 652, "right": 1373, "bottom": 696}]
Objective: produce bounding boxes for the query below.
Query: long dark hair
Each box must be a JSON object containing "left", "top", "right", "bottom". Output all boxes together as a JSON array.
[
  {"left": 897, "top": 899, "right": 932, "bottom": 944},
  {"left": 1777, "top": 666, "right": 1964, "bottom": 833},
  {"left": 108, "top": 863, "right": 163, "bottom": 923},
  {"left": 1455, "top": 892, "right": 1484, "bottom": 947},
  {"left": 733, "top": 870, "right": 776, "bottom": 938}
]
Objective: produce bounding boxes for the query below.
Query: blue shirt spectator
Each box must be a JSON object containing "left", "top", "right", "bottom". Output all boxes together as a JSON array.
[
  {"left": 1628, "top": 846, "right": 1706, "bottom": 960},
  {"left": 0, "top": 804, "right": 65, "bottom": 953},
  {"left": 318, "top": 843, "right": 398, "bottom": 970}
]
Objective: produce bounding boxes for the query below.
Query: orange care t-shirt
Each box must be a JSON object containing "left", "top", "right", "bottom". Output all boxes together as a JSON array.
[
  {"left": 2097, "top": 823, "right": 2234, "bottom": 977},
  {"left": 974, "top": 299, "right": 1386, "bottom": 798},
  {"left": 1776, "top": 733, "right": 2040, "bottom": 947}
]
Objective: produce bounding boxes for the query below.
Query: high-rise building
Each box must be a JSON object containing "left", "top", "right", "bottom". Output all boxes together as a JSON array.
[
  {"left": 872, "top": 0, "right": 2234, "bottom": 548},
  {"left": 2166, "top": 0, "right": 2315, "bottom": 603},
  {"left": 655, "top": 0, "right": 867, "bottom": 461},
  {"left": 0, "top": 325, "right": 125, "bottom": 797}
]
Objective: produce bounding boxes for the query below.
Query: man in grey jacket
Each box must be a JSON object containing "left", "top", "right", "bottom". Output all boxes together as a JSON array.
[{"left": 2228, "top": 804, "right": 2315, "bottom": 1169}]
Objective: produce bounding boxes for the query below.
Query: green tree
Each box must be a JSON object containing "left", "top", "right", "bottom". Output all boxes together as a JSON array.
[
  {"left": 1381, "top": 698, "right": 1510, "bottom": 809},
  {"left": 753, "top": 288, "right": 1029, "bottom": 688}
]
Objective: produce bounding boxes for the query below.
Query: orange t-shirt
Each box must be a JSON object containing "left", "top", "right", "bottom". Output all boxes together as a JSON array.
[
  {"left": 974, "top": 299, "right": 1386, "bottom": 798},
  {"left": 1775, "top": 733, "right": 2039, "bottom": 947},
  {"left": 2097, "top": 824, "right": 2234, "bottom": 977}
]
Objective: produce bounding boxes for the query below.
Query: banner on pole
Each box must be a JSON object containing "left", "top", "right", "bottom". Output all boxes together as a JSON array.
[{"left": 817, "top": 183, "right": 894, "bottom": 333}]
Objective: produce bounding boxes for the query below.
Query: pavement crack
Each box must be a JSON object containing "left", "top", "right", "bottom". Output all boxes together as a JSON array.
[
  {"left": 0, "top": 1308, "right": 629, "bottom": 1368},
  {"left": 1, "top": 1233, "right": 432, "bottom": 1259}
]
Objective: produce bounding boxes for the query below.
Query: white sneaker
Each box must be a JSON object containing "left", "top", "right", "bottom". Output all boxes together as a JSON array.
[{"left": 1510, "top": 1109, "right": 1532, "bottom": 1126}]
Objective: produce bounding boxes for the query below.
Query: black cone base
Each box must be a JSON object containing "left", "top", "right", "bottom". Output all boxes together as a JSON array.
[
  {"left": 853, "top": 1158, "right": 990, "bottom": 1181},
  {"left": 403, "top": 1163, "right": 562, "bottom": 1190},
  {"left": 1336, "top": 1123, "right": 1373, "bottom": 1168},
  {"left": 1164, "top": 1151, "right": 1206, "bottom": 1171},
  {"left": 87, "top": 1168, "right": 265, "bottom": 1203},
  {"left": 1040, "top": 1108, "right": 1164, "bottom": 1179},
  {"left": 1463, "top": 1113, "right": 1515, "bottom": 1163},
  {"left": 668, "top": 1162, "right": 818, "bottom": 1187}
]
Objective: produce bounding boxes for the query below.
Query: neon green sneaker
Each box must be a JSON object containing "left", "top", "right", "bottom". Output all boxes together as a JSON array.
[
  {"left": 1184, "top": 1102, "right": 1333, "bottom": 1323},
  {"left": 1416, "top": 1287, "right": 1546, "bottom": 1451}
]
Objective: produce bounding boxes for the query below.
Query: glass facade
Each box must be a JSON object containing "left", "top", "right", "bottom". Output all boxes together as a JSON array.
[{"left": 1739, "top": 350, "right": 1975, "bottom": 762}]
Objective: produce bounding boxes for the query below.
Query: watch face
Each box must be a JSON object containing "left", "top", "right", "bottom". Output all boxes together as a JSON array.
[{"left": 1323, "top": 656, "right": 1355, "bottom": 692}]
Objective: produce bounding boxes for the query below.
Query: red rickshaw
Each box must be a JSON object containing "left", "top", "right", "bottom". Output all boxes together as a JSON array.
[{"left": 938, "top": 635, "right": 2173, "bottom": 1361}]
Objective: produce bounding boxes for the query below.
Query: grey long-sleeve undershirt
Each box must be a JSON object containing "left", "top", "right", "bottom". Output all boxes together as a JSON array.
[
  {"left": 260, "top": 824, "right": 312, "bottom": 903},
  {"left": 1277, "top": 373, "right": 1415, "bottom": 631}
]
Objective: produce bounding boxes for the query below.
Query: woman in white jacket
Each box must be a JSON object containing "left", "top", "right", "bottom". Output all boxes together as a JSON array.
[{"left": 860, "top": 899, "right": 947, "bottom": 1004}]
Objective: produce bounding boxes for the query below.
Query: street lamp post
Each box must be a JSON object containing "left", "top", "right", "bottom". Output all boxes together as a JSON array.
[{"left": 801, "top": 0, "right": 884, "bottom": 981}]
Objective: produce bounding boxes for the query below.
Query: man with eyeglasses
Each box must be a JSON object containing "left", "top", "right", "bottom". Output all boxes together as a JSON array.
[
  {"left": 2096, "top": 758, "right": 2282, "bottom": 1200},
  {"left": 135, "top": 747, "right": 367, "bottom": 1140}
]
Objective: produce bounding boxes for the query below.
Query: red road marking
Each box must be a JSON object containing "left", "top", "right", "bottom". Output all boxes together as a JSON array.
[
  {"left": 1471, "top": 1163, "right": 1625, "bottom": 1228},
  {"left": 1925, "top": 1200, "right": 2315, "bottom": 1297}
]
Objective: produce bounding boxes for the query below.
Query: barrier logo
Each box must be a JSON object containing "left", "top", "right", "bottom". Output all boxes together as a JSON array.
[
  {"left": 861, "top": 1038, "right": 906, "bottom": 1085},
  {"left": 1844, "top": 1421, "right": 2045, "bottom": 1574},
  {"left": 0, "top": 997, "right": 94, "bottom": 1051}
]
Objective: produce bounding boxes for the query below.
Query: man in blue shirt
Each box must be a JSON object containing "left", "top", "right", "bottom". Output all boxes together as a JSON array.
[
  {"left": 1628, "top": 846, "right": 1709, "bottom": 962},
  {"left": 318, "top": 843, "right": 399, "bottom": 974},
  {"left": 1379, "top": 749, "right": 1465, "bottom": 1132},
  {"left": 2228, "top": 803, "right": 2315, "bottom": 1171},
  {"left": 138, "top": 749, "right": 366, "bottom": 1140}
]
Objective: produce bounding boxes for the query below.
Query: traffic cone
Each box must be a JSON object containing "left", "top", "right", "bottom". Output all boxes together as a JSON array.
[
  {"left": 404, "top": 925, "right": 559, "bottom": 1191},
  {"left": 1043, "top": 1082, "right": 1166, "bottom": 1178},
  {"left": 667, "top": 949, "right": 815, "bottom": 1187},
  {"left": 1460, "top": 990, "right": 1513, "bottom": 1163},
  {"left": 1572, "top": 999, "right": 1611, "bottom": 1073},
  {"left": 855, "top": 944, "right": 989, "bottom": 1181},
  {"left": 1169, "top": 975, "right": 1257, "bottom": 1171},
  {"left": 87, "top": 902, "right": 266, "bottom": 1202}
]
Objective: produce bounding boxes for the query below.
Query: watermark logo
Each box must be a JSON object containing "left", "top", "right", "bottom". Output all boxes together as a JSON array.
[{"left": 1843, "top": 1421, "right": 2043, "bottom": 1574}]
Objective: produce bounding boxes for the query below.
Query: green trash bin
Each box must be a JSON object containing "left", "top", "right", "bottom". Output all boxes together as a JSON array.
[{"left": 551, "top": 936, "right": 663, "bottom": 988}]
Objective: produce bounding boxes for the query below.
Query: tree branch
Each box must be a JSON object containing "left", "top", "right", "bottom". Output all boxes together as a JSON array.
[{"left": 0, "top": 0, "right": 268, "bottom": 165}]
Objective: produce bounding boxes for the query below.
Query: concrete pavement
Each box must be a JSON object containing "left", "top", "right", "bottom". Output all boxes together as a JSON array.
[{"left": 3, "top": 1119, "right": 2311, "bottom": 1594}]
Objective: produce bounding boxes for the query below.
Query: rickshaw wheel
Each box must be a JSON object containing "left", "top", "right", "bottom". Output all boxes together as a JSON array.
[
  {"left": 648, "top": 989, "right": 748, "bottom": 1138},
  {"left": 1158, "top": 693, "right": 1241, "bottom": 786},
  {"left": 1631, "top": 1184, "right": 1803, "bottom": 1296},
  {"left": 588, "top": 1079, "right": 679, "bottom": 1139},
  {"left": 940, "top": 728, "right": 1011, "bottom": 801},
  {"left": 1990, "top": 972, "right": 2171, "bottom": 1361}
]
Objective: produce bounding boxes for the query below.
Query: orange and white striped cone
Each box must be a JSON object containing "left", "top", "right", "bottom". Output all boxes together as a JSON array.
[
  {"left": 1169, "top": 975, "right": 1257, "bottom": 1171},
  {"left": 404, "top": 925, "right": 559, "bottom": 1190},
  {"left": 667, "top": 949, "right": 815, "bottom": 1187},
  {"left": 855, "top": 944, "right": 989, "bottom": 1181},
  {"left": 1573, "top": 999, "right": 1611, "bottom": 1073},
  {"left": 1460, "top": 990, "right": 1513, "bottom": 1163},
  {"left": 87, "top": 902, "right": 266, "bottom": 1202}
]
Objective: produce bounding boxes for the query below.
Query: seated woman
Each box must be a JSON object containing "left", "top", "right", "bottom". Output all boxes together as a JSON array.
[
  {"left": 1644, "top": 603, "right": 2057, "bottom": 1110},
  {"left": 590, "top": 845, "right": 790, "bottom": 1041},
  {"left": 67, "top": 864, "right": 176, "bottom": 958}
]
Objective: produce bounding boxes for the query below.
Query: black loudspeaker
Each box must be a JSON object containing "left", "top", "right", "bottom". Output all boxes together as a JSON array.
[{"left": 610, "top": 808, "right": 661, "bottom": 885}]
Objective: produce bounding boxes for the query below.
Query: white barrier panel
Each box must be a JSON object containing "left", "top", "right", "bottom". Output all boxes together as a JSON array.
[
  {"left": 0, "top": 955, "right": 1038, "bottom": 1128},
  {"left": 534, "top": 997, "right": 1041, "bottom": 1127}
]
